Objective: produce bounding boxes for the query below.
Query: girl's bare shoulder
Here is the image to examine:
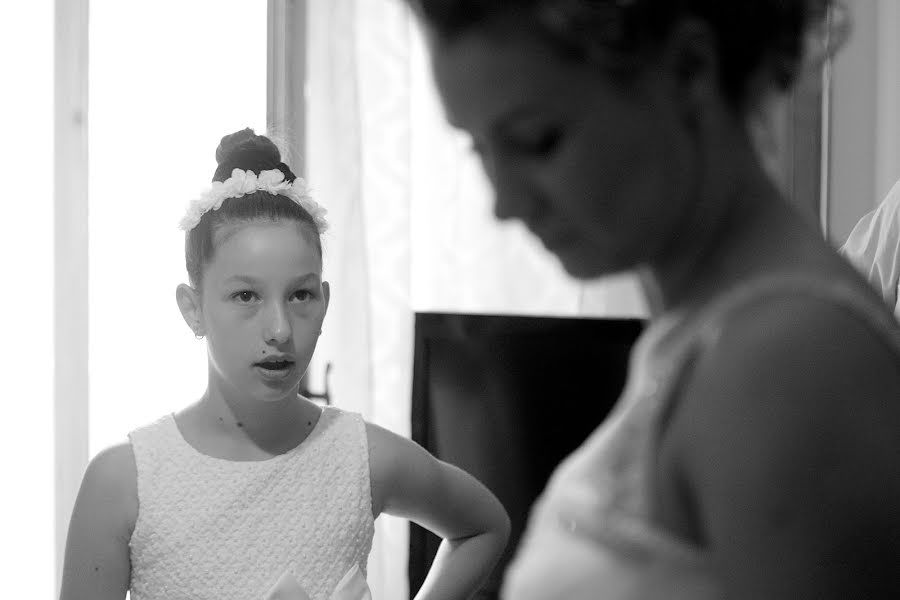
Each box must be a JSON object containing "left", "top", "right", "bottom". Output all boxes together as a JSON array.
[{"left": 79, "top": 441, "right": 139, "bottom": 536}]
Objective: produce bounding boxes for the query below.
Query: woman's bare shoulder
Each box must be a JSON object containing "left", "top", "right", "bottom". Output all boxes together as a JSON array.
[
  {"left": 681, "top": 290, "right": 900, "bottom": 422},
  {"left": 661, "top": 293, "right": 900, "bottom": 596}
]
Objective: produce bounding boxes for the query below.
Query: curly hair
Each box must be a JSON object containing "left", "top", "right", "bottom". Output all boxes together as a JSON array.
[{"left": 407, "top": 0, "right": 844, "bottom": 110}]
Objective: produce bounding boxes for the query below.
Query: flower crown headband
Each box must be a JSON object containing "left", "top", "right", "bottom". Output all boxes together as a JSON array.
[{"left": 179, "top": 168, "right": 329, "bottom": 232}]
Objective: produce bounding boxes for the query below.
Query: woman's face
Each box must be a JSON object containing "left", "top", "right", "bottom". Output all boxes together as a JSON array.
[
  {"left": 199, "top": 220, "right": 329, "bottom": 403},
  {"left": 429, "top": 24, "right": 698, "bottom": 279}
]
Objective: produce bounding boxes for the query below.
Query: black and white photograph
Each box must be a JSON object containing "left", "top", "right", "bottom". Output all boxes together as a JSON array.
[{"left": 2, "top": 0, "right": 899, "bottom": 598}]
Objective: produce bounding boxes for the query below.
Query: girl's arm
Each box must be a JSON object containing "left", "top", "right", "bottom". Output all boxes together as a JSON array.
[
  {"left": 367, "top": 423, "right": 511, "bottom": 600},
  {"left": 666, "top": 297, "right": 900, "bottom": 600},
  {"left": 59, "top": 442, "right": 137, "bottom": 600}
]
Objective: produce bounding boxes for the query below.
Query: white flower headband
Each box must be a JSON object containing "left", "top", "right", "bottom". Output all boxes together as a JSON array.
[{"left": 178, "top": 168, "right": 329, "bottom": 232}]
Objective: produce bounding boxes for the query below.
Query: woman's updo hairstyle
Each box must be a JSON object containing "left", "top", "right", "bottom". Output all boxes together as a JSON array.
[
  {"left": 185, "top": 128, "right": 322, "bottom": 289},
  {"left": 409, "top": 0, "right": 847, "bottom": 112}
]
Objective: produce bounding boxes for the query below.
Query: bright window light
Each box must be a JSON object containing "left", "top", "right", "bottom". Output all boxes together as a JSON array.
[
  {"left": 0, "top": 0, "right": 54, "bottom": 594},
  {"left": 89, "top": 1, "right": 266, "bottom": 457}
]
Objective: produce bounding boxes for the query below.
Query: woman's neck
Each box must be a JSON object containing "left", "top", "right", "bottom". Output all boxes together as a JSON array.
[{"left": 638, "top": 131, "right": 795, "bottom": 316}]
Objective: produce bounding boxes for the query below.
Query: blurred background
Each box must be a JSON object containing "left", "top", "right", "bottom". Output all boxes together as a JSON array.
[{"left": 0, "top": 0, "right": 898, "bottom": 597}]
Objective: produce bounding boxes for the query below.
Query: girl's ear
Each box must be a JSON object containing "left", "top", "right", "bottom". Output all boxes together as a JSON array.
[
  {"left": 321, "top": 280, "right": 331, "bottom": 322},
  {"left": 176, "top": 283, "right": 205, "bottom": 337}
]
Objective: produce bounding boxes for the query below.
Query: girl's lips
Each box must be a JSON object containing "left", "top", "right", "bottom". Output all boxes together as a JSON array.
[
  {"left": 256, "top": 353, "right": 295, "bottom": 364},
  {"left": 254, "top": 362, "right": 295, "bottom": 383},
  {"left": 255, "top": 359, "right": 294, "bottom": 368}
]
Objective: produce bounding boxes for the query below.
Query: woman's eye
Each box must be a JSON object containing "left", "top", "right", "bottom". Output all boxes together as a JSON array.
[
  {"left": 512, "top": 130, "right": 561, "bottom": 156},
  {"left": 233, "top": 291, "right": 257, "bottom": 303},
  {"left": 292, "top": 289, "right": 314, "bottom": 302}
]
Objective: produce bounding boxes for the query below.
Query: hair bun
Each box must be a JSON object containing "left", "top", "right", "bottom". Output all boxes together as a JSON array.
[
  {"left": 215, "top": 127, "right": 281, "bottom": 166},
  {"left": 213, "top": 128, "right": 294, "bottom": 183}
]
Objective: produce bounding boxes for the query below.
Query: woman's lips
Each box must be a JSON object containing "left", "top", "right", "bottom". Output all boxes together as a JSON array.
[{"left": 540, "top": 231, "right": 578, "bottom": 252}]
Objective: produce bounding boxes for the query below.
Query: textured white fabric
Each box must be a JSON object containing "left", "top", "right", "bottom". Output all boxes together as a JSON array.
[
  {"left": 127, "top": 406, "right": 374, "bottom": 600},
  {"left": 503, "top": 275, "right": 900, "bottom": 600},
  {"left": 841, "top": 178, "right": 900, "bottom": 320}
]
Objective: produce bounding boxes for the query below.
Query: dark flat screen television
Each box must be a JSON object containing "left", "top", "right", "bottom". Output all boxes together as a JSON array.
[{"left": 408, "top": 312, "right": 645, "bottom": 598}]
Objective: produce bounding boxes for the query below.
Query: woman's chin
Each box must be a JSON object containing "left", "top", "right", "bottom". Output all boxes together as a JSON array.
[{"left": 556, "top": 252, "right": 623, "bottom": 281}]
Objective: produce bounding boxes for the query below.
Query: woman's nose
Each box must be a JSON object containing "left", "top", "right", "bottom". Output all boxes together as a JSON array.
[
  {"left": 480, "top": 152, "right": 540, "bottom": 223},
  {"left": 493, "top": 185, "right": 538, "bottom": 222}
]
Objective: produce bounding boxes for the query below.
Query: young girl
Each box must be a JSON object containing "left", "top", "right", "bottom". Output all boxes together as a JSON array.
[
  {"left": 59, "top": 129, "right": 510, "bottom": 600},
  {"left": 405, "top": 0, "right": 900, "bottom": 598}
]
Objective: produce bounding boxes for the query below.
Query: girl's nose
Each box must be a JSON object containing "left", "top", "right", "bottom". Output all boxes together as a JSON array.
[{"left": 263, "top": 304, "right": 292, "bottom": 345}]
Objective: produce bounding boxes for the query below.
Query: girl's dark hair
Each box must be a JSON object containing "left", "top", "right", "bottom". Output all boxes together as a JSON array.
[
  {"left": 185, "top": 128, "right": 322, "bottom": 288},
  {"left": 408, "top": 0, "right": 842, "bottom": 110}
]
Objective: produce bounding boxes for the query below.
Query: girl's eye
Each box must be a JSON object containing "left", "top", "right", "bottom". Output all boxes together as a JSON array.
[
  {"left": 292, "top": 289, "right": 314, "bottom": 302},
  {"left": 233, "top": 291, "right": 257, "bottom": 303}
]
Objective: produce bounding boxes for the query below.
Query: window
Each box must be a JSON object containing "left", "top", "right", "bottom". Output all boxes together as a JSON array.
[
  {"left": 1, "top": 1, "right": 54, "bottom": 594},
  {"left": 88, "top": 0, "right": 267, "bottom": 455}
]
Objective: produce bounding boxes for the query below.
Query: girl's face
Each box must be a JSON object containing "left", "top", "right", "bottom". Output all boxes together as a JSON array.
[
  {"left": 428, "top": 24, "right": 698, "bottom": 279},
  {"left": 196, "top": 220, "right": 329, "bottom": 403}
]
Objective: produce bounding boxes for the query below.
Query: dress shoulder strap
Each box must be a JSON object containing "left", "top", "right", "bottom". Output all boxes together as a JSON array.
[{"left": 694, "top": 273, "right": 900, "bottom": 357}]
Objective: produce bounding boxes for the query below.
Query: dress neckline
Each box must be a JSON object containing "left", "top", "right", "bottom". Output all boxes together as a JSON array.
[{"left": 167, "top": 405, "right": 329, "bottom": 466}]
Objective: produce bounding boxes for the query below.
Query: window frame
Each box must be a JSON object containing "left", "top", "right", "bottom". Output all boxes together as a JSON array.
[{"left": 53, "top": 1, "right": 308, "bottom": 591}]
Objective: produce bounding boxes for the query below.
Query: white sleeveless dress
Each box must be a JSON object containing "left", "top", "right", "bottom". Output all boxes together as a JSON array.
[
  {"left": 127, "top": 405, "right": 374, "bottom": 600},
  {"left": 502, "top": 275, "right": 900, "bottom": 599}
]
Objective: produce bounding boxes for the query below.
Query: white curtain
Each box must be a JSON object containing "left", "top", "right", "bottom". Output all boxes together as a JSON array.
[{"left": 306, "top": 1, "right": 646, "bottom": 597}]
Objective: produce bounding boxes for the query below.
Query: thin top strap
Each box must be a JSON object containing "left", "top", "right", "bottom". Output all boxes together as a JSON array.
[{"left": 695, "top": 273, "right": 900, "bottom": 358}]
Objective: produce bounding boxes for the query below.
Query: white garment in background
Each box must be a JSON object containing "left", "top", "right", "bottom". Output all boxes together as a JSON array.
[{"left": 841, "top": 178, "right": 900, "bottom": 320}]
